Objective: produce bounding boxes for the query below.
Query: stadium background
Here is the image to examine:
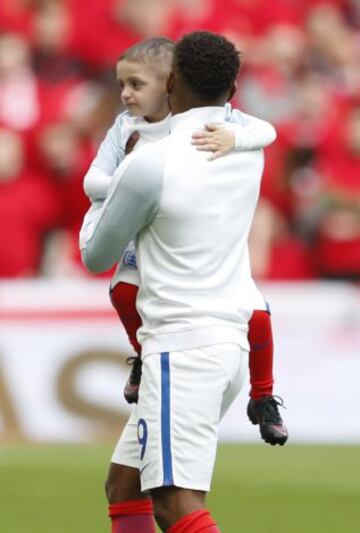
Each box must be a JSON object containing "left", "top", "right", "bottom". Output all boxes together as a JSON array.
[{"left": 0, "top": 1, "right": 359, "bottom": 532}]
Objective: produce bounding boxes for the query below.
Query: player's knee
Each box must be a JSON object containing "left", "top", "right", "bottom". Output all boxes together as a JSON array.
[
  {"left": 150, "top": 487, "right": 177, "bottom": 529},
  {"left": 105, "top": 463, "right": 142, "bottom": 504},
  {"left": 105, "top": 476, "right": 113, "bottom": 503},
  {"left": 151, "top": 497, "right": 172, "bottom": 531},
  {"left": 105, "top": 470, "right": 120, "bottom": 504}
]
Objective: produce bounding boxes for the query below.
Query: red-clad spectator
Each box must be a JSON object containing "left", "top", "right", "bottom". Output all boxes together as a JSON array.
[
  {"left": 346, "top": 0, "right": 360, "bottom": 29},
  {"left": 0, "top": 32, "right": 40, "bottom": 132},
  {"left": 272, "top": 73, "right": 343, "bottom": 221},
  {"left": 170, "top": 0, "right": 306, "bottom": 40},
  {"left": 312, "top": 106, "right": 360, "bottom": 279},
  {"left": 0, "top": 0, "right": 34, "bottom": 38},
  {"left": 0, "top": 0, "right": 359, "bottom": 281},
  {"left": 266, "top": 235, "right": 317, "bottom": 280},
  {"left": 249, "top": 200, "right": 316, "bottom": 280},
  {"left": 29, "top": 1, "right": 88, "bottom": 128},
  {"left": 230, "top": 0, "right": 306, "bottom": 35},
  {"left": 65, "top": 0, "right": 143, "bottom": 70},
  {"left": 31, "top": 0, "right": 86, "bottom": 80},
  {"left": 236, "top": 24, "right": 305, "bottom": 124},
  {"left": 63, "top": 80, "right": 121, "bottom": 152},
  {"left": 25, "top": 0, "right": 85, "bottom": 133},
  {"left": 168, "top": 0, "right": 248, "bottom": 39},
  {"left": 304, "top": 3, "right": 360, "bottom": 97},
  {"left": 258, "top": 140, "right": 292, "bottom": 218},
  {"left": 276, "top": 73, "right": 342, "bottom": 153},
  {"left": 34, "top": 121, "right": 97, "bottom": 277},
  {"left": 36, "top": 121, "right": 92, "bottom": 233},
  {"left": 0, "top": 127, "right": 61, "bottom": 277}
]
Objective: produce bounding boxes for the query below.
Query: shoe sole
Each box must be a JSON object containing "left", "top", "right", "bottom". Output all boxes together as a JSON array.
[{"left": 247, "top": 410, "right": 288, "bottom": 446}]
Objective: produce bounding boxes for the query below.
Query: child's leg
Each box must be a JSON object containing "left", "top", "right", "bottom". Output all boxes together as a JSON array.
[
  {"left": 247, "top": 309, "right": 288, "bottom": 446},
  {"left": 248, "top": 309, "right": 274, "bottom": 400},
  {"left": 110, "top": 282, "right": 143, "bottom": 403},
  {"left": 110, "top": 282, "right": 142, "bottom": 354}
]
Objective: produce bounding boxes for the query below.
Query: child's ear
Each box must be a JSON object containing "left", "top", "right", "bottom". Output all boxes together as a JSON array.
[
  {"left": 227, "top": 81, "right": 238, "bottom": 102},
  {"left": 166, "top": 72, "right": 175, "bottom": 94}
]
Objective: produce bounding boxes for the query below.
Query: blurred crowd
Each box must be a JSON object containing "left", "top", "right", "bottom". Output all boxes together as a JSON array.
[{"left": 1, "top": 0, "right": 359, "bottom": 281}]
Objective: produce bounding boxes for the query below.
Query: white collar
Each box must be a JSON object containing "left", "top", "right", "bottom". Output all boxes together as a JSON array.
[
  {"left": 170, "top": 106, "right": 227, "bottom": 132},
  {"left": 123, "top": 113, "right": 171, "bottom": 134}
]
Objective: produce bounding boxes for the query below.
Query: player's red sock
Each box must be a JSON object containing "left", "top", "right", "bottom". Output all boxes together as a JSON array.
[
  {"left": 110, "top": 282, "right": 142, "bottom": 354},
  {"left": 108, "top": 499, "right": 156, "bottom": 533},
  {"left": 167, "top": 509, "right": 221, "bottom": 533},
  {"left": 248, "top": 309, "right": 274, "bottom": 400}
]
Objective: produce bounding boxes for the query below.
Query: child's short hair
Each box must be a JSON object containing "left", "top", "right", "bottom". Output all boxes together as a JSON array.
[{"left": 119, "top": 37, "right": 175, "bottom": 76}]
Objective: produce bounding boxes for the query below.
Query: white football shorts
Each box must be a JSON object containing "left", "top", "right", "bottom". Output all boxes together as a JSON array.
[{"left": 111, "top": 343, "right": 248, "bottom": 492}]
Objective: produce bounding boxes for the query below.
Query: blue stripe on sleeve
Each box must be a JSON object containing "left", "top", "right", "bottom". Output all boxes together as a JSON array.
[{"left": 160, "top": 352, "right": 174, "bottom": 486}]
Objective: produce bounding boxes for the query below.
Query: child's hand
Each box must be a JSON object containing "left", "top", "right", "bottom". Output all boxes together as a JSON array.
[{"left": 191, "top": 123, "right": 235, "bottom": 161}]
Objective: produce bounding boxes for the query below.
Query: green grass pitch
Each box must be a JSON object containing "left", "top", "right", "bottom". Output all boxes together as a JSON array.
[{"left": 1, "top": 444, "right": 359, "bottom": 532}]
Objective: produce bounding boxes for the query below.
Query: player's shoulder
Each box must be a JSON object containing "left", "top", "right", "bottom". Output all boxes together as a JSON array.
[
  {"left": 137, "top": 134, "right": 170, "bottom": 156},
  {"left": 134, "top": 136, "right": 169, "bottom": 170},
  {"left": 225, "top": 103, "right": 251, "bottom": 126}
]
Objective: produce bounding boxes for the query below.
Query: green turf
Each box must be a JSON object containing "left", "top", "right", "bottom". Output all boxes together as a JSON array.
[
  {"left": 0, "top": 444, "right": 359, "bottom": 532},
  {"left": 209, "top": 444, "right": 360, "bottom": 533}
]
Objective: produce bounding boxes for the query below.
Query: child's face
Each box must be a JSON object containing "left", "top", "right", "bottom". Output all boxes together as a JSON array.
[{"left": 116, "top": 60, "right": 170, "bottom": 122}]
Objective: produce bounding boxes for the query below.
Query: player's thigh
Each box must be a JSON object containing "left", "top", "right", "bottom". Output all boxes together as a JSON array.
[
  {"left": 111, "top": 407, "right": 140, "bottom": 469},
  {"left": 220, "top": 346, "right": 249, "bottom": 419}
]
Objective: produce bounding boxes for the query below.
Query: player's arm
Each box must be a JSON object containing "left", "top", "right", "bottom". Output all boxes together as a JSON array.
[
  {"left": 191, "top": 108, "right": 276, "bottom": 160},
  {"left": 80, "top": 147, "right": 163, "bottom": 273},
  {"left": 83, "top": 112, "right": 127, "bottom": 201}
]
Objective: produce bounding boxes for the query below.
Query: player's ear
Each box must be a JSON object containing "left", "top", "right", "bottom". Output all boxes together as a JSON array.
[
  {"left": 166, "top": 71, "right": 175, "bottom": 94},
  {"left": 227, "top": 81, "right": 237, "bottom": 102}
]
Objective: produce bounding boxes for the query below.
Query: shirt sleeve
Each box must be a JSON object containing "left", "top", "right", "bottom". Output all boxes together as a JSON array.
[
  {"left": 79, "top": 200, "right": 104, "bottom": 251},
  {"left": 83, "top": 112, "right": 127, "bottom": 201},
  {"left": 228, "top": 108, "right": 277, "bottom": 151},
  {"left": 80, "top": 145, "right": 164, "bottom": 273},
  {"left": 83, "top": 167, "right": 113, "bottom": 201}
]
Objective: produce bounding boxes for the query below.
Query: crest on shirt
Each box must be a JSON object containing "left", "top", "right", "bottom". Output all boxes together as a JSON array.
[{"left": 123, "top": 250, "right": 137, "bottom": 271}]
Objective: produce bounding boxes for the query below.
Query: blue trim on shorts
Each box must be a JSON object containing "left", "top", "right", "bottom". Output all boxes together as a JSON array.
[{"left": 160, "top": 352, "right": 174, "bottom": 486}]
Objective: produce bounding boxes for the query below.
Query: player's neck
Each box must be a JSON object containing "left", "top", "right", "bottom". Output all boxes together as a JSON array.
[{"left": 170, "top": 94, "right": 226, "bottom": 116}]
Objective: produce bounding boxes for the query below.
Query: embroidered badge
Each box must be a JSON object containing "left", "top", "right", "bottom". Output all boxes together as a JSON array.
[{"left": 123, "top": 250, "right": 138, "bottom": 270}]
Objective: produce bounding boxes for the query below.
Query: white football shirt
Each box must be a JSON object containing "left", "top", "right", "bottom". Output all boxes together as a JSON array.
[{"left": 81, "top": 106, "right": 265, "bottom": 355}]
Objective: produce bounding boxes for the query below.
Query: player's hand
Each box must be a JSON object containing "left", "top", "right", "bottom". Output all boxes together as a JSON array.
[
  {"left": 125, "top": 131, "right": 140, "bottom": 155},
  {"left": 191, "top": 123, "right": 235, "bottom": 161}
]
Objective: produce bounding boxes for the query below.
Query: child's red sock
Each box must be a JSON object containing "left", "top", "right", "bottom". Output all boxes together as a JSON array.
[
  {"left": 110, "top": 282, "right": 142, "bottom": 354},
  {"left": 167, "top": 509, "right": 220, "bottom": 533},
  {"left": 108, "top": 499, "right": 156, "bottom": 533},
  {"left": 248, "top": 309, "right": 274, "bottom": 400}
]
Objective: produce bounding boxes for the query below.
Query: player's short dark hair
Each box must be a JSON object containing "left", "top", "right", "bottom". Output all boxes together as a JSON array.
[
  {"left": 119, "top": 37, "right": 175, "bottom": 76},
  {"left": 173, "top": 31, "right": 241, "bottom": 100}
]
